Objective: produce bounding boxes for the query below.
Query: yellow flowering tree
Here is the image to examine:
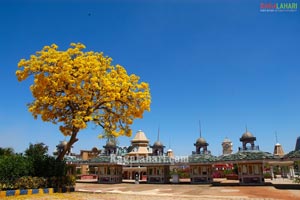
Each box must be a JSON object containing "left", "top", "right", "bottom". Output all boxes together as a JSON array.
[{"left": 16, "top": 43, "right": 151, "bottom": 160}]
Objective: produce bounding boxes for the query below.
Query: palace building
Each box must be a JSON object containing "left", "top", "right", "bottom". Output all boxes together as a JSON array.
[{"left": 63, "top": 129, "right": 300, "bottom": 185}]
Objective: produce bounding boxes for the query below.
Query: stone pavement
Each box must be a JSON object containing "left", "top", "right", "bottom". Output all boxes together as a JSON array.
[{"left": 75, "top": 179, "right": 300, "bottom": 200}]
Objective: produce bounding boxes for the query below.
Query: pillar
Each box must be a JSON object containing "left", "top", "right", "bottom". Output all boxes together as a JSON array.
[{"left": 270, "top": 166, "right": 274, "bottom": 180}]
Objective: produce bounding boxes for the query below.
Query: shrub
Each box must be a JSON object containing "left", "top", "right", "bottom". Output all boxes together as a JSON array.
[
  {"left": 0, "top": 143, "right": 71, "bottom": 190},
  {"left": 264, "top": 172, "right": 272, "bottom": 179},
  {"left": 0, "top": 155, "right": 32, "bottom": 189},
  {"left": 294, "top": 177, "right": 300, "bottom": 184},
  {"left": 14, "top": 176, "right": 47, "bottom": 189},
  {"left": 47, "top": 175, "right": 76, "bottom": 188}
]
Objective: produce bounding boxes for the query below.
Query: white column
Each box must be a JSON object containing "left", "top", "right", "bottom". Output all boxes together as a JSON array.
[
  {"left": 289, "top": 166, "right": 295, "bottom": 179},
  {"left": 270, "top": 166, "right": 274, "bottom": 180}
]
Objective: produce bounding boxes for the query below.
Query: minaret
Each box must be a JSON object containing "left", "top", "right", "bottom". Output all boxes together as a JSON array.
[
  {"left": 273, "top": 132, "right": 284, "bottom": 157},
  {"left": 194, "top": 121, "right": 209, "bottom": 154}
]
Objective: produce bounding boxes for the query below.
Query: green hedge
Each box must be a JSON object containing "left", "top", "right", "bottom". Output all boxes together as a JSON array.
[
  {"left": 0, "top": 152, "right": 74, "bottom": 190},
  {"left": 0, "top": 155, "right": 32, "bottom": 189}
]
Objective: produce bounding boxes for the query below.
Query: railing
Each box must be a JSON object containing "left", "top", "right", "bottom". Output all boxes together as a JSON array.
[{"left": 238, "top": 145, "right": 260, "bottom": 151}]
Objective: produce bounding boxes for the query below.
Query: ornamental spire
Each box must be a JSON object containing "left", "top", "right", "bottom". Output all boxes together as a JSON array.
[
  {"left": 199, "top": 120, "right": 202, "bottom": 138},
  {"left": 157, "top": 126, "right": 160, "bottom": 142}
]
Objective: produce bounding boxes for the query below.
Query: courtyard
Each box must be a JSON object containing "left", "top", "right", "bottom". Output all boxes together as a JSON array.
[{"left": 3, "top": 178, "right": 300, "bottom": 200}]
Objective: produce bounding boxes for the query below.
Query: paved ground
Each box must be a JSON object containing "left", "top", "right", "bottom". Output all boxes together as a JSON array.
[
  {"left": 3, "top": 178, "right": 300, "bottom": 200},
  {"left": 75, "top": 178, "right": 300, "bottom": 200}
]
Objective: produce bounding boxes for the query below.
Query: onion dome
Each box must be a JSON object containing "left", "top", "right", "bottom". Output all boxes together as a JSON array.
[
  {"left": 196, "top": 137, "right": 207, "bottom": 146},
  {"left": 57, "top": 141, "right": 67, "bottom": 148},
  {"left": 153, "top": 140, "right": 164, "bottom": 147},
  {"left": 241, "top": 131, "right": 254, "bottom": 139},
  {"left": 105, "top": 140, "right": 116, "bottom": 147}
]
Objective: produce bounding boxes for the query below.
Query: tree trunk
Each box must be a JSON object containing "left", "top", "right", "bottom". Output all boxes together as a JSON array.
[{"left": 56, "top": 130, "right": 79, "bottom": 161}]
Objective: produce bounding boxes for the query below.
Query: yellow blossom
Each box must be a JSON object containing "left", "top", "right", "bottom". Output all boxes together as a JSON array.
[{"left": 16, "top": 42, "right": 151, "bottom": 159}]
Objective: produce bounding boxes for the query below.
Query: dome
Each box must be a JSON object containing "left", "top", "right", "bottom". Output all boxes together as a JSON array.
[
  {"left": 92, "top": 147, "right": 99, "bottom": 152},
  {"left": 241, "top": 131, "right": 254, "bottom": 139},
  {"left": 131, "top": 130, "right": 149, "bottom": 143},
  {"left": 167, "top": 148, "right": 173, "bottom": 152},
  {"left": 153, "top": 140, "right": 164, "bottom": 147},
  {"left": 105, "top": 141, "right": 116, "bottom": 147},
  {"left": 57, "top": 141, "right": 67, "bottom": 148},
  {"left": 223, "top": 137, "right": 231, "bottom": 143},
  {"left": 196, "top": 137, "right": 207, "bottom": 145}
]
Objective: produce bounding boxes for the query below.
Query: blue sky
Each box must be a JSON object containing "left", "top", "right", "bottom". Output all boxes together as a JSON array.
[{"left": 0, "top": 0, "right": 299, "bottom": 156}]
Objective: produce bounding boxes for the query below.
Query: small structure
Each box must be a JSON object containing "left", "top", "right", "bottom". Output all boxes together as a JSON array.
[
  {"left": 194, "top": 137, "right": 209, "bottom": 154},
  {"left": 103, "top": 139, "right": 117, "bottom": 156},
  {"left": 96, "top": 162, "right": 123, "bottom": 183},
  {"left": 147, "top": 130, "right": 170, "bottom": 183},
  {"left": 147, "top": 165, "right": 170, "bottom": 183},
  {"left": 151, "top": 130, "right": 165, "bottom": 156},
  {"left": 283, "top": 150, "right": 300, "bottom": 178},
  {"left": 239, "top": 129, "right": 259, "bottom": 151},
  {"left": 190, "top": 135, "right": 215, "bottom": 183},
  {"left": 92, "top": 140, "right": 123, "bottom": 183},
  {"left": 151, "top": 141, "right": 165, "bottom": 156},
  {"left": 189, "top": 154, "right": 216, "bottom": 183},
  {"left": 218, "top": 150, "right": 276, "bottom": 185},
  {"left": 79, "top": 147, "right": 101, "bottom": 175},
  {"left": 167, "top": 148, "right": 174, "bottom": 158},
  {"left": 233, "top": 130, "right": 265, "bottom": 185}
]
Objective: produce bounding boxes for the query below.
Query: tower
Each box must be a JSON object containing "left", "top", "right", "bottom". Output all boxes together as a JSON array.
[
  {"left": 273, "top": 143, "right": 284, "bottom": 157},
  {"left": 273, "top": 132, "right": 284, "bottom": 157},
  {"left": 239, "top": 127, "right": 258, "bottom": 151},
  {"left": 127, "top": 130, "right": 150, "bottom": 157},
  {"left": 103, "top": 139, "right": 117, "bottom": 155},
  {"left": 151, "top": 128, "right": 165, "bottom": 156},
  {"left": 222, "top": 137, "right": 233, "bottom": 155},
  {"left": 194, "top": 121, "right": 209, "bottom": 154},
  {"left": 295, "top": 136, "right": 300, "bottom": 151},
  {"left": 194, "top": 137, "right": 209, "bottom": 154}
]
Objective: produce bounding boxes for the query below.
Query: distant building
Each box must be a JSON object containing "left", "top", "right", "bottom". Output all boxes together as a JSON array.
[{"left": 295, "top": 136, "right": 300, "bottom": 151}]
